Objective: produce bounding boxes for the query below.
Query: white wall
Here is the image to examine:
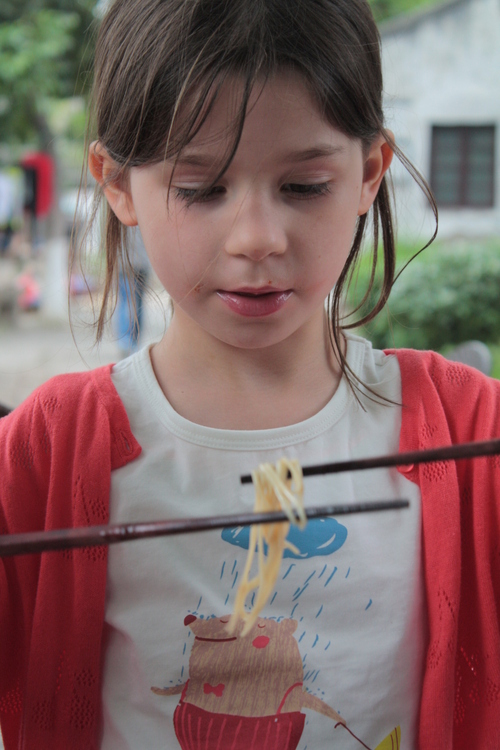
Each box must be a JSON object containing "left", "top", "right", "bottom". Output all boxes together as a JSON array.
[{"left": 381, "top": 0, "right": 500, "bottom": 241}]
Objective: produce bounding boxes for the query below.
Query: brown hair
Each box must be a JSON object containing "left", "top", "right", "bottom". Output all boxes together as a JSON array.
[{"left": 81, "top": 0, "right": 437, "bottom": 395}]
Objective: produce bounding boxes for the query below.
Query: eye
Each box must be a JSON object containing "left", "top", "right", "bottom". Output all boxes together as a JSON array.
[
  {"left": 282, "top": 182, "right": 331, "bottom": 199},
  {"left": 175, "top": 185, "right": 226, "bottom": 203}
]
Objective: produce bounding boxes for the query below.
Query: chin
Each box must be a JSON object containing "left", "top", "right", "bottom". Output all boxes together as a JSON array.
[{"left": 215, "top": 328, "right": 296, "bottom": 351}]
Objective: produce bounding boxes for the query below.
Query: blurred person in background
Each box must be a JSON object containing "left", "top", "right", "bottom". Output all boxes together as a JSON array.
[
  {"left": 0, "top": 171, "right": 16, "bottom": 256},
  {"left": 115, "top": 226, "right": 151, "bottom": 357}
]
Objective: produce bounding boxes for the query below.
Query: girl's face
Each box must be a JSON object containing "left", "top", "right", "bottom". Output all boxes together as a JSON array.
[{"left": 103, "top": 73, "right": 391, "bottom": 352}]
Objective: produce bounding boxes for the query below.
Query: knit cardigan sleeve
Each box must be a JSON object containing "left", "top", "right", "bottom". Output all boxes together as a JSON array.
[
  {"left": 0, "top": 366, "right": 140, "bottom": 750},
  {"left": 393, "top": 350, "right": 500, "bottom": 750}
]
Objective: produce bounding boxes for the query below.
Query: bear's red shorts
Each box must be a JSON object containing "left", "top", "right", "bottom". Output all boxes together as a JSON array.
[{"left": 173, "top": 700, "right": 305, "bottom": 750}]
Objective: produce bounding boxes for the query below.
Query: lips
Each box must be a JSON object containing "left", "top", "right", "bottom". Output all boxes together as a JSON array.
[
  {"left": 195, "top": 636, "right": 237, "bottom": 643},
  {"left": 217, "top": 288, "right": 292, "bottom": 317}
]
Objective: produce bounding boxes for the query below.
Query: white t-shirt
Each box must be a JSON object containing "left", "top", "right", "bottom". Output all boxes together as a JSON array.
[{"left": 103, "top": 334, "right": 424, "bottom": 750}]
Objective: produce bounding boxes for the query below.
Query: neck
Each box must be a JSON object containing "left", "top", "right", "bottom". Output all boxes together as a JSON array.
[{"left": 150, "top": 307, "right": 344, "bottom": 429}]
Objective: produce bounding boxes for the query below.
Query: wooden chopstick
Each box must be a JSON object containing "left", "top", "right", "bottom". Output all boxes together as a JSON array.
[
  {"left": 4, "top": 435, "right": 500, "bottom": 558},
  {"left": 0, "top": 499, "right": 409, "bottom": 558},
  {"left": 240, "top": 438, "right": 500, "bottom": 484}
]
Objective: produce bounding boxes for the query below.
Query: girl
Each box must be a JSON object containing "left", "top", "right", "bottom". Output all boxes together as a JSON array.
[{"left": 1, "top": 1, "right": 499, "bottom": 749}]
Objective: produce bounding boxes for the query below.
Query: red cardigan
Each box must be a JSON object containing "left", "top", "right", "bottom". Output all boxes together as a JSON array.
[{"left": 0, "top": 350, "right": 499, "bottom": 749}]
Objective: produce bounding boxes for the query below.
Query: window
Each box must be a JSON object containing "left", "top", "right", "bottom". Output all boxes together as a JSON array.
[{"left": 430, "top": 125, "right": 495, "bottom": 207}]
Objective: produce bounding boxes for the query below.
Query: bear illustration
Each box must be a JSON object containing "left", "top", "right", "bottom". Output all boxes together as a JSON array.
[{"left": 151, "top": 614, "right": 345, "bottom": 749}]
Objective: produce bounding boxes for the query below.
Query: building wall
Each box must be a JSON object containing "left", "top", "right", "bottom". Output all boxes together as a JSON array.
[{"left": 381, "top": 0, "right": 500, "bottom": 241}]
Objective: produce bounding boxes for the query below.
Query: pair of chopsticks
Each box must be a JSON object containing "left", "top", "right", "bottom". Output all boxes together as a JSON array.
[{"left": 1, "top": 437, "right": 499, "bottom": 558}]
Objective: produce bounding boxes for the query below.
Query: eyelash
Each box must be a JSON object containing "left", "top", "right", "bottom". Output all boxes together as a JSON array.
[{"left": 174, "top": 182, "right": 331, "bottom": 204}]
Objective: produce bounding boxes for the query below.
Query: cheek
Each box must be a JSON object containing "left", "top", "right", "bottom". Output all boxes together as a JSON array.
[
  {"left": 147, "top": 241, "right": 207, "bottom": 298},
  {"left": 303, "top": 242, "right": 353, "bottom": 291},
  {"left": 136, "top": 210, "right": 215, "bottom": 292},
  {"left": 308, "top": 202, "right": 359, "bottom": 252},
  {"left": 252, "top": 635, "right": 270, "bottom": 649}
]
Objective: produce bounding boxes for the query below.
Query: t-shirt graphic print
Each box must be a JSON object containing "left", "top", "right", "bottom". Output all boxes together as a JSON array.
[{"left": 151, "top": 611, "right": 401, "bottom": 750}]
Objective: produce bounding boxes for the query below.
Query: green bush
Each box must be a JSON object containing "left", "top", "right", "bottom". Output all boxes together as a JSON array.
[{"left": 347, "top": 240, "right": 500, "bottom": 352}]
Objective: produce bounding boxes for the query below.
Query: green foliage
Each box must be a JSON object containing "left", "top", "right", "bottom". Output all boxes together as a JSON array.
[
  {"left": 0, "top": 1, "right": 97, "bottom": 146},
  {"left": 0, "top": 11, "right": 78, "bottom": 89},
  {"left": 0, "top": 0, "right": 97, "bottom": 93},
  {"left": 489, "top": 345, "right": 500, "bottom": 380},
  {"left": 348, "top": 241, "right": 500, "bottom": 352},
  {"left": 0, "top": 10, "right": 78, "bottom": 142},
  {"left": 369, "top": 0, "right": 439, "bottom": 22}
]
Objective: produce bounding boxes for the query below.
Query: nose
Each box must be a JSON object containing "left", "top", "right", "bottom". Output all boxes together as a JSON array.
[{"left": 224, "top": 191, "right": 287, "bottom": 261}]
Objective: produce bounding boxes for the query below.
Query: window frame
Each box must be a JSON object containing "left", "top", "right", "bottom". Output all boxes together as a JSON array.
[{"left": 430, "top": 124, "right": 496, "bottom": 209}]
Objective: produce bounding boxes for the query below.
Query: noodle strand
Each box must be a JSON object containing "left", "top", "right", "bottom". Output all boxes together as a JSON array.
[{"left": 229, "top": 458, "right": 305, "bottom": 635}]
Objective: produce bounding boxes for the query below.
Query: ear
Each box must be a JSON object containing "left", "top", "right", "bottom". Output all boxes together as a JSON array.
[
  {"left": 88, "top": 141, "right": 138, "bottom": 226},
  {"left": 357, "top": 131, "right": 394, "bottom": 216},
  {"left": 281, "top": 618, "right": 298, "bottom": 635}
]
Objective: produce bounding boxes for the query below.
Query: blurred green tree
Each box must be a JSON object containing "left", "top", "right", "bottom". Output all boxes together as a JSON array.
[
  {"left": 0, "top": 1, "right": 96, "bottom": 147},
  {"left": 348, "top": 242, "right": 500, "bottom": 352},
  {"left": 0, "top": 1, "right": 97, "bottom": 236},
  {"left": 369, "top": 0, "right": 437, "bottom": 22}
]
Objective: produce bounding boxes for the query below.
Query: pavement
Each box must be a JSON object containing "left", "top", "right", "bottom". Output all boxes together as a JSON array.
[{"left": 0, "top": 289, "right": 169, "bottom": 412}]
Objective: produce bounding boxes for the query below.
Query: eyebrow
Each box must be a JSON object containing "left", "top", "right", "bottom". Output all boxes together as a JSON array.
[
  {"left": 174, "top": 144, "right": 345, "bottom": 168},
  {"left": 174, "top": 154, "right": 219, "bottom": 168},
  {"left": 281, "top": 145, "right": 346, "bottom": 163}
]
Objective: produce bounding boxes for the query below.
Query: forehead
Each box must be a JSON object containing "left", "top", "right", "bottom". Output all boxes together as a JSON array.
[{"left": 174, "top": 72, "right": 354, "bottom": 167}]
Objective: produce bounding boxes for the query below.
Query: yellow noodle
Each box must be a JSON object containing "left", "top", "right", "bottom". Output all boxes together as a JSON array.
[{"left": 229, "top": 458, "right": 305, "bottom": 635}]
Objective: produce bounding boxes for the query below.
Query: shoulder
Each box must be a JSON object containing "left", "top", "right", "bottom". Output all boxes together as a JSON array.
[
  {"left": 1, "top": 366, "right": 112, "bottom": 433},
  {"left": 0, "top": 365, "right": 140, "bottom": 469},
  {"left": 390, "top": 347, "right": 499, "bottom": 402},
  {"left": 387, "top": 347, "right": 500, "bottom": 447}
]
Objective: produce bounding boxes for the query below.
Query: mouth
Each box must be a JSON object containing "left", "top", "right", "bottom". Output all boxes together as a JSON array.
[
  {"left": 195, "top": 636, "right": 238, "bottom": 643},
  {"left": 217, "top": 288, "right": 292, "bottom": 317}
]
